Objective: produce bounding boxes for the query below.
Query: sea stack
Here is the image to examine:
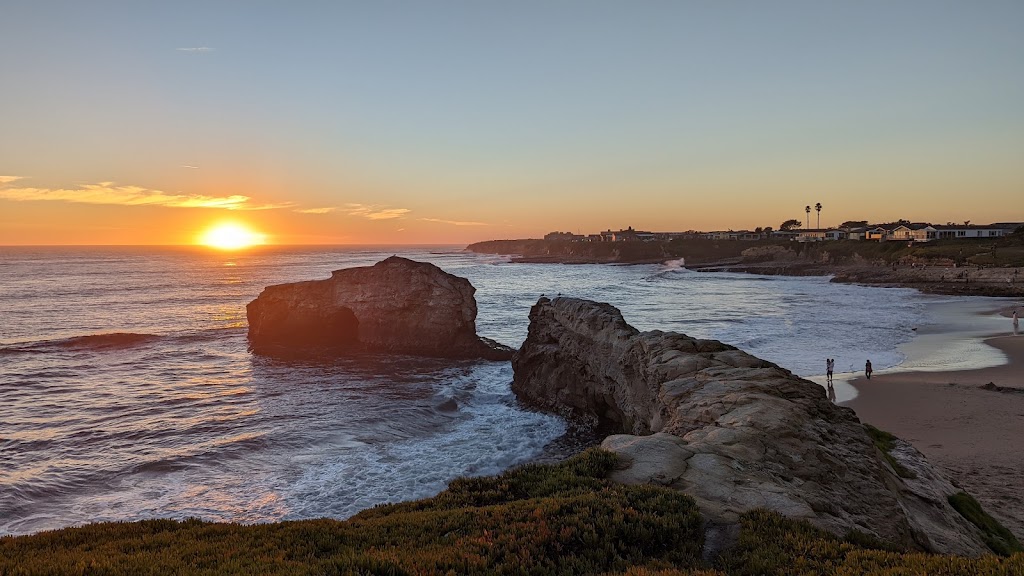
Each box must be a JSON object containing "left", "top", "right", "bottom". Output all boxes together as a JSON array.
[
  {"left": 512, "top": 296, "right": 991, "bottom": 556},
  {"left": 246, "top": 256, "right": 512, "bottom": 360}
]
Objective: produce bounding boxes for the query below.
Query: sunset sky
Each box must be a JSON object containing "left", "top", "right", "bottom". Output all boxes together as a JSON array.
[{"left": 2, "top": 1, "right": 1022, "bottom": 245}]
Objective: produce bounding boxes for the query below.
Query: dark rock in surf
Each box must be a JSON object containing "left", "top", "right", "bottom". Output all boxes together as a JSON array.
[
  {"left": 512, "top": 296, "right": 991, "bottom": 556},
  {"left": 246, "top": 256, "right": 512, "bottom": 360}
]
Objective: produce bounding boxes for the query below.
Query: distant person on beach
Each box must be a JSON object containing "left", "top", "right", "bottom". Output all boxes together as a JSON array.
[
  {"left": 865, "top": 360, "right": 873, "bottom": 380},
  {"left": 826, "top": 358, "right": 834, "bottom": 384},
  {"left": 1014, "top": 309, "right": 1020, "bottom": 334}
]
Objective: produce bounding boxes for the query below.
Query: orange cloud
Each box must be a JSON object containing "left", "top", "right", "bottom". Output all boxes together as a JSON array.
[
  {"left": 0, "top": 179, "right": 288, "bottom": 210},
  {"left": 294, "top": 207, "right": 337, "bottom": 214},
  {"left": 343, "top": 203, "right": 410, "bottom": 220}
]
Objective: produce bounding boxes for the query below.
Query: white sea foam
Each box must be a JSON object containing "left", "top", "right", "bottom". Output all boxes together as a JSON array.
[{"left": 283, "top": 362, "right": 565, "bottom": 519}]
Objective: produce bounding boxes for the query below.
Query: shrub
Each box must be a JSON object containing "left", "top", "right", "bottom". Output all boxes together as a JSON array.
[
  {"left": 948, "top": 492, "right": 1024, "bottom": 557},
  {"left": 719, "top": 509, "right": 1024, "bottom": 575}
]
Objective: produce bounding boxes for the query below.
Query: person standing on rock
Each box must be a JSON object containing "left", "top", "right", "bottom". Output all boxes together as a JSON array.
[{"left": 865, "top": 359, "right": 873, "bottom": 380}]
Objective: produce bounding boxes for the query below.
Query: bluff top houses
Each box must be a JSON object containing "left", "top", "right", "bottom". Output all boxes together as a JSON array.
[
  {"left": 795, "top": 223, "right": 1020, "bottom": 243},
  {"left": 545, "top": 223, "right": 1022, "bottom": 243}
]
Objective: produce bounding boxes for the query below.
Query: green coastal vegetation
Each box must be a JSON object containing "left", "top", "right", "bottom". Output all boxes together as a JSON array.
[
  {"left": 948, "top": 492, "right": 1024, "bottom": 558},
  {"left": 3, "top": 449, "right": 1022, "bottom": 575}
]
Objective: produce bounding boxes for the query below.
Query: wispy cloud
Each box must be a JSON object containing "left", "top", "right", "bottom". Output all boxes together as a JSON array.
[
  {"left": 0, "top": 179, "right": 287, "bottom": 211},
  {"left": 419, "top": 217, "right": 488, "bottom": 226},
  {"left": 295, "top": 207, "right": 336, "bottom": 214},
  {"left": 343, "top": 203, "right": 410, "bottom": 220},
  {"left": 177, "top": 47, "right": 214, "bottom": 52},
  {"left": 238, "top": 201, "right": 295, "bottom": 211},
  {"left": 180, "top": 165, "right": 199, "bottom": 169}
]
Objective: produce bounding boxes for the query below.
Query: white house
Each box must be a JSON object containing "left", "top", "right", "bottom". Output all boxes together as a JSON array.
[
  {"left": 933, "top": 224, "right": 1011, "bottom": 239},
  {"left": 888, "top": 225, "right": 914, "bottom": 241},
  {"left": 910, "top": 225, "right": 938, "bottom": 242},
  {"left": 796, "top": 229, "right": 828, "bottom": 242}
]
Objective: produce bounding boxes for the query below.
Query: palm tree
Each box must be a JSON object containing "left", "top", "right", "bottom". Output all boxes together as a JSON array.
[
  {"left": 805, "top": 205, "right": 811, "bottom": 229},
  {"left": 815, "top": 203, "right": 822, "bottom": 229}
]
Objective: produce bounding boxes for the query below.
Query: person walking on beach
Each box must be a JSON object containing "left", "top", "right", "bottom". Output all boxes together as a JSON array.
[
  {"left": 826, "top": 358, "right": 834, "bottom": 384},
  {"left": 1014, "top": 309, "right": 1020, "bottom": 335},
  {"left": 865, "top": 359, "right": 873, "bottom": 380}
]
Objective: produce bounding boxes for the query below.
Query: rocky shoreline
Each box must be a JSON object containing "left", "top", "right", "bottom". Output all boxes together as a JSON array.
[
  {"left": 512, "top": 296, "right": 995, "bottom": 555},
  {"left": 686, "top": 260, "right": 1024, "bottom": 297},
  {"left": 468, "top": 237, "right": 1024, "bottom": 297}
]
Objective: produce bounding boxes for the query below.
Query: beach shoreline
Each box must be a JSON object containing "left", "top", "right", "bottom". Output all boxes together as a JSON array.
[{"left": 841, "top": 318, "right": 1024, "bottom": 541}]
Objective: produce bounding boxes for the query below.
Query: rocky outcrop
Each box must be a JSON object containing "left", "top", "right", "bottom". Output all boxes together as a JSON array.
[
  {"left": 246, "top": 257, "right": 512, "bottom": 360},
  {"left": 512, "top": 297, "right": 991, "bottom": 555}
]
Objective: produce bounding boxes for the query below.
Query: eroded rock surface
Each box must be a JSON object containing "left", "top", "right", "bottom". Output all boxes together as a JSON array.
[
  {"left": 246, "top": 257, "right": 512, "bottom": 360},
  {"left": 512, "top": 296, "right": 990, "bottom": 555}
]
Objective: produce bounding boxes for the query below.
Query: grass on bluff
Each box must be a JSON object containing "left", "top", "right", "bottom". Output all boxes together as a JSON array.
[
  {"left": 793, "top": 233, "right": 1024, "bottom": 267},
  {"left": 3, "top": 449, "right": 1023, "bottom": 575}
]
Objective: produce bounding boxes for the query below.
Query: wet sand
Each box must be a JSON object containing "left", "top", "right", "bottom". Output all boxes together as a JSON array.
[{"left": 843, "top": 333, "right": 1024, "bottom": 540}]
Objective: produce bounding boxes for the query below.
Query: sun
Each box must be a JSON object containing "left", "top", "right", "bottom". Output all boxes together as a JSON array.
[{"left": 198, "top": 222, "right": 267, "bottom": 250}]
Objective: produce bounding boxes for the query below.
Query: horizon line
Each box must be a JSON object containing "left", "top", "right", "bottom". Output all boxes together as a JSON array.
[{"left": 0, "top": 242, "right": 473, "bottom": 248}]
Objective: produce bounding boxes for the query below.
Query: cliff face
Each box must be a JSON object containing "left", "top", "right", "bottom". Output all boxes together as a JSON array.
[
  {"left": 512, "top": 297, "right": 990, "bottom": 556},
  {"left": 246, "top": 257, "right": 512, "bottom": 360}
]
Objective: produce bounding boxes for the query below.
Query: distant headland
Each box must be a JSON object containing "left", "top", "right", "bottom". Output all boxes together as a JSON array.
[{"left": 467, "top": 221, "right": 1024, "bottom": 297}]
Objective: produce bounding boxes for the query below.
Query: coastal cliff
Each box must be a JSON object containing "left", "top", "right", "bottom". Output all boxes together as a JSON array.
[
  {"left": 512, "top": 296, "right": 993, "bottom": 555},
  {"left": 246, "top": 256, "right": 512, "bottom": 360},
  {"left": 466, "top": 238, "right": 733, "bottom": 264},
  {"left": 468, "top": 237, "right": 1024, "bottom": 296}
]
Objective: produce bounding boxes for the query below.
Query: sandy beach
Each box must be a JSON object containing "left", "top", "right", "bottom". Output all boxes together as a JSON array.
[{"left": 842, "top": 322, "right": 1024, "bottom": 541}]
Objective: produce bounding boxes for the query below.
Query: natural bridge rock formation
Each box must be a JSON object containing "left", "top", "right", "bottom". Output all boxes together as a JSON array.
[
  {"left": 512, "top": 296, "right": 990, "bottom": 556},
  {"left": 246, "top": 257, "right": 512, "bottom": 360}
]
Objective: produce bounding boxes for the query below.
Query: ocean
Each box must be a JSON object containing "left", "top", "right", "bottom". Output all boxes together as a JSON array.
[{"left": 0, "top": 245, "right": 984, "bottom": 536}]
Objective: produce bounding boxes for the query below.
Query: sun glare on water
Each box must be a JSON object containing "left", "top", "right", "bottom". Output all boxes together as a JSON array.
[{"left": 199, "top": 222, "right": 267, "bottom": 250}]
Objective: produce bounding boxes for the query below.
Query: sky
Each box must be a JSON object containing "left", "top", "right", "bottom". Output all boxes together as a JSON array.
[{"left": 1, "top": 1, "right": 1022, "bottom": 245}]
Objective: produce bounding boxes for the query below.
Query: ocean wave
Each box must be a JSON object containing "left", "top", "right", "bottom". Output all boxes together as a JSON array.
[
  {"left": 135, "top": 433, "right": 272, "bottom": 472},
  {"left": 55, "top": 333, "right": 162, "bottom": 349},
  {"left": 645, "top": 268, "right": 692, "bottom": 282},
  {"left": 0, "top": 328, "right": 250, "bottom": 355},
  {"left": 662, "top": 258, "right": 685, "bottom": 269},
  {"left": 170, "top": 326, "right": 247, "bottom": 344},
  {"left": 0, "top": 332, "right": 162, "bottom": 354}
]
